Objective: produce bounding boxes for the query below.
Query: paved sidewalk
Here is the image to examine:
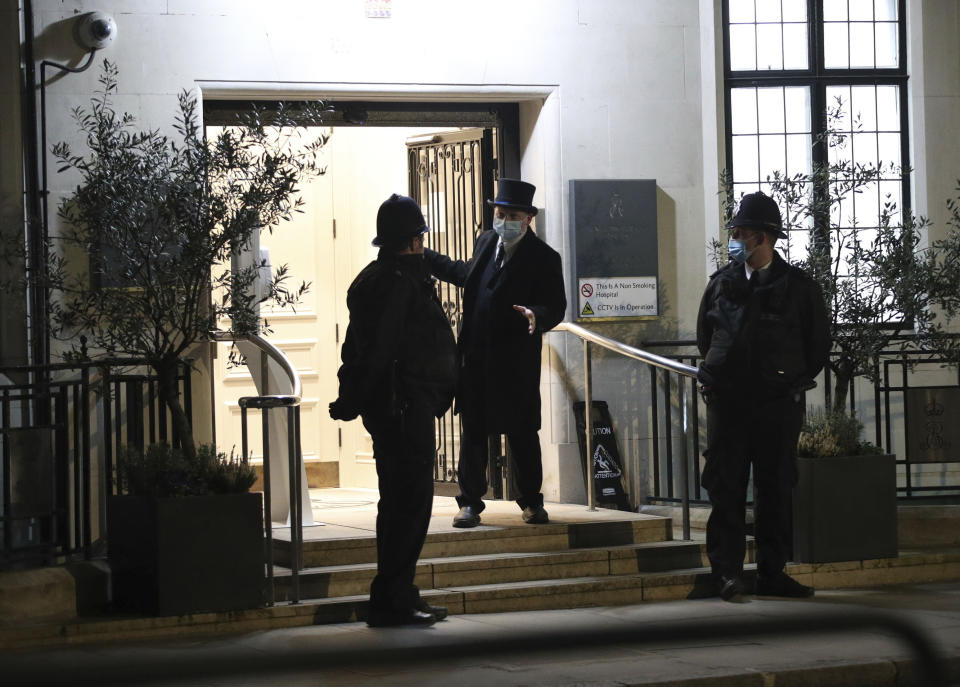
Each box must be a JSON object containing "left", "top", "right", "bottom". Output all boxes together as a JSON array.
[{"left": 4, "top": 582, "right": 960, "bottom": 686}]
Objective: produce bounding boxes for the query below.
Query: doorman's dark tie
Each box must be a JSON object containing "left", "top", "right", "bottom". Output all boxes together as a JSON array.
[{"left": 495, "top": 243, "right": 504, "bottom": 270}]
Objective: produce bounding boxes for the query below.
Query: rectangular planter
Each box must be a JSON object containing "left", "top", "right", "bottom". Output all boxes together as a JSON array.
[
  {"left": 108, "top": 492, "right": 265, "bottom": 616},
  {"left": 792, "top": 454, "right": 898, "bottom": 564}
]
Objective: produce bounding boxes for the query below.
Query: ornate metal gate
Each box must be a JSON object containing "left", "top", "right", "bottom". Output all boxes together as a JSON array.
[{"left": 407, "top": 129, "right": 497, "bottom": 485}]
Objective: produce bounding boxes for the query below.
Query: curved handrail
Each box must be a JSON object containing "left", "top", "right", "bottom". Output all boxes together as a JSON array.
[
  {"left": 552, "top": 321, "right": 697, "bottom": 539},
  {"left": 211, "top": 330, "right": 302, "bottom": 404},
  {"left": 553, "top": 322, "right": 698, "bottom": 378},
  {"left": 211, "top": 329, "right": 305, "bottom": 604}
]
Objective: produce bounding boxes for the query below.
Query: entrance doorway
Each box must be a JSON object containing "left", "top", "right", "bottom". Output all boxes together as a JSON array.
[{"left": 205, "top": 101, "right": 517, "bottom": 491}]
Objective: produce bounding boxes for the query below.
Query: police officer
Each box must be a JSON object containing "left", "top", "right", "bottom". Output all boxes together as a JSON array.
[
  {"left": 696, "top": 191, "right": 830, "bottom": 601},
  {"left": 329, "top": 194, "right": 458, "bottom": 626}
]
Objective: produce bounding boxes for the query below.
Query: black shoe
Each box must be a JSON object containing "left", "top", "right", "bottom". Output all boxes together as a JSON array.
[
  {"left": 453, "top": 505, "right": 481, "bottom": 528},
  {"left": 756, "top": 571, "right": 814, "bottom": 598},
  {"left": 521, "top": 505, "right": 549, "bottom": 524},
  {"left": 367, "top": 608, "right": 437, "bottom": 628},
  {"left": 717, "top": 575, "right": 743, "bottom": 601},
  {"left": 416, "top": 599, "right": 448, "bottom": 620}
]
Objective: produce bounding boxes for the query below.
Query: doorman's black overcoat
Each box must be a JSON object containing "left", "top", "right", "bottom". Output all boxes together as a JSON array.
[{"left": 425, "top": 228, "right": 566, "bottom": 434}]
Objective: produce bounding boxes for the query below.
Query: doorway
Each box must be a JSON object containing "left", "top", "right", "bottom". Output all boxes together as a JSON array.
[{"left": 205, "top": 101, "right": 517, "bottom": 491}]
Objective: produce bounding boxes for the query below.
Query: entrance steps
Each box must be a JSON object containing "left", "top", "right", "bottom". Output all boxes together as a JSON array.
[{"left": 266, "top": 492, "right": 960, "bottom": 623}]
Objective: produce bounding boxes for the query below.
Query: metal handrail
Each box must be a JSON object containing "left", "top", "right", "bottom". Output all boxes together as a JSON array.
[
  {"left": 555, "top": 323, "right": 699, "bottom": 378},
  {"left": 211, "top": 330, "right": 304, "bottom": 605},
  {"left": 212, "top": 331, "right": 302, "bottom": 402},
  {"left": 553, "top": 322, "right": 698, "bottom": 540}
]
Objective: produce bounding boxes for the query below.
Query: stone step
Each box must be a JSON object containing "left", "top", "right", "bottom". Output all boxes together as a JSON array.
[
  {"left": 272, "top": 539, "right": 729, "bottom": 602},
  {"left": 287, "top": 548, "right": 960, "bottom": 625},
  {"left": 4, "top": 549, "right": 958, "bottom": 650},
  {"left": 272, "top": 515, "right": 672, "bottom": 568}
]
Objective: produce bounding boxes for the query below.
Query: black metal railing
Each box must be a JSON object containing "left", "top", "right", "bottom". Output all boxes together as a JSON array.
[
  {"left": 555, "top": 323, "right": 699, "bottom": 538},
  {"left": 638, "top": 337, "right": 960, "bottom": 508},
  {"left": 0, "top": 360, "right": 191, "bottom": 569}
]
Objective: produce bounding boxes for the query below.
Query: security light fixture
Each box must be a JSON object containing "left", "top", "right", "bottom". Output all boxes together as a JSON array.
[{"left": 75, "top": 12, "right": 117, "bottom": 50}]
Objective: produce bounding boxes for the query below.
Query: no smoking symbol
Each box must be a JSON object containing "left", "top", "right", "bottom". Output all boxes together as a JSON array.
[{"left": 581, "top": 283, "right": 594, "bottom": 298}]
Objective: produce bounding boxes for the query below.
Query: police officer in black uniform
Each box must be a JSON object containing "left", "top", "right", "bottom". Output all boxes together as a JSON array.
[
  {"left": 329, "top": 194, "right": 458, "bottom": 627},
  {"left": 696, "top": 191, "right": 831, "bottom": 601}
]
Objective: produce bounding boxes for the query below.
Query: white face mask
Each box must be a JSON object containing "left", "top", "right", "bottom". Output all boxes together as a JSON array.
[{"left": 493, "top": 216, "right": 524, "bottom": 242}]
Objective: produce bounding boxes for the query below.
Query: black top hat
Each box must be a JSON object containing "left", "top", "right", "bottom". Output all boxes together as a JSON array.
[
  {"left": 726, "top": 191, "right": 787, "bottom": 239},
  {"left": 487, "top": 178, "right": 539, "bottom": 216},
  {"left": 372, "top": 194, "right": 429, "bottom": 247}
]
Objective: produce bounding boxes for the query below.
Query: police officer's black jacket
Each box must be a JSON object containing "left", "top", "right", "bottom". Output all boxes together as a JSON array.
[
  {"left": 336, "top": 251, "right": 458, "bottom": 419},
  {"left": 696, "top": 251, "right": 831, "bottom": 399}
]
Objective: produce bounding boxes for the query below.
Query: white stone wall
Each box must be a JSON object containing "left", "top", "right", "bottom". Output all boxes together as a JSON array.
[{"left": 8, "top": 0, "right": 960, "bottom": 504}]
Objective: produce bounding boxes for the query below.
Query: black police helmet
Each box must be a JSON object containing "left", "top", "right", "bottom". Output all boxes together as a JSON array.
[
  {"left": 726, "top": 191, "right": 787, "bottom": 239},
  {"left": 373, "top": 194, "right": 429, "bottom": 247}
]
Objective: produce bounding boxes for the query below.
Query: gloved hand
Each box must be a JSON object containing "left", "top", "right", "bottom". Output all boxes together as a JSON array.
[{"left": 329, "top": 398, "right": 359, "bottom": 421}]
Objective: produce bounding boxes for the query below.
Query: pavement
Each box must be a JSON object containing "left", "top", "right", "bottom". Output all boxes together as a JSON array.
[{"left": 2, "top": 582, "right": 960, "bottom": 686}]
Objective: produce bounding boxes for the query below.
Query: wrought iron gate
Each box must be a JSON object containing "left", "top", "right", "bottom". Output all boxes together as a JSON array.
[{"left": 407, "top": 128, "right": 497, "bottom": 485}]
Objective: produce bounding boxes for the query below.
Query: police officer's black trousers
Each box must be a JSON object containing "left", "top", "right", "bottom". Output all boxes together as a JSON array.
[
  {"left": 701, "top": 392, "right": 804, "bottom": 579},
  {"left": 456, "top": 420, "right": 543, "bottom": 513},
  {"left": 362, "top": 403, "right": 435, "bottom": 614}
]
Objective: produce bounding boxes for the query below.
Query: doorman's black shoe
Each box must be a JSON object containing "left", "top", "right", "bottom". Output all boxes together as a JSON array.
[
  {"left": 367, "top": 608, "right": 437, "bottom": 628},
  {"left": 453, "top": 505, "right": 481, "bottom": 528},
  {"left": 718, "top": 575, "right": 744, "bottom": 601},
  {"left": 521, "top": 505, "right": 549, "bottom": 524},
  {"left": 416, "top": 599, "right": 448, "bottom": 620},
  {"left": 756, "top": 572, "right": 815, "bottom": 598}
]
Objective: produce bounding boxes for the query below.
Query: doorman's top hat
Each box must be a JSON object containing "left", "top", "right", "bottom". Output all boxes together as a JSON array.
[
  {"left": 487, "top": 179, "right": 539, "bottom": 216},
  {"left": 725, "top": 191, "right": 787, "bottom": 239},
  {"left": 373, "top": 193, "right": 429, "bottom": 247}
]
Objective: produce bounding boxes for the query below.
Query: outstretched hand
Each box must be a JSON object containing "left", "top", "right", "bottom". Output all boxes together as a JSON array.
[{"left": 513, "top": 305, "right": 536, "bottom": 334}]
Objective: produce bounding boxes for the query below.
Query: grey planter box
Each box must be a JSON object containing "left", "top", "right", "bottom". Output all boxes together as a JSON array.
[
  {"left": 108, "top": 492, "right": 265, "bottom": 616},
  {"left": 792, "top": 454, "right": 898, "bottom": 564}
]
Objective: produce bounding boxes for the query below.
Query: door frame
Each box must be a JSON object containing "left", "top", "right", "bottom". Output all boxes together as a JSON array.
[{"left": 198, "top": 84, "right": 557, "bottom": 489}]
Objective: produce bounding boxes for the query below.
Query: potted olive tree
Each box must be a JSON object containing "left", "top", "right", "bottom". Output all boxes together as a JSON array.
[
  {"left": 110, "top": 444, "right": 262, "bottom": 615},
  {"left": 791, "top": 410, "right": 896, "bottom": 563},
  {"left": 50, "top": 61, "right": 329, "bottom": 615}
]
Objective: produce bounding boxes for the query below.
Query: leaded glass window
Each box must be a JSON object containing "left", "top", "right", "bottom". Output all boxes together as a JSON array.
[{"left": 723, "top": 0, "right": 908, "bottom": 266}]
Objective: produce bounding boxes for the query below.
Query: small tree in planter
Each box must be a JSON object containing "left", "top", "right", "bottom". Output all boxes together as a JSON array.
[
  {"left": 49, "top": 60, "right": 329, "bottom": 459},
  {"left": 44, "top": 61, "right": 329, "bottom": 615},
  {"left": 792, "top": 409, "right": 897, "bottom": 563},
  {"left": 110, "top": 443, "right": 265, "bottom": 615}
]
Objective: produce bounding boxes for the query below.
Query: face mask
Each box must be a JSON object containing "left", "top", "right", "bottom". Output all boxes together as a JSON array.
[
  {"left": 493, "top": 216, "right": 524, "bottom": 242},
  {"left": 727, "top": 238, "right": 753, "bottom": 264}
]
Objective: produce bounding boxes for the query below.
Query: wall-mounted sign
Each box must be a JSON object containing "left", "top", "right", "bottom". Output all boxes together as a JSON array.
[
  {"left": 570, "top": 179, "right": 658, "bottom": 321},
  {"left": 577, "top": 277, "right": 657, "bottom": 318}
]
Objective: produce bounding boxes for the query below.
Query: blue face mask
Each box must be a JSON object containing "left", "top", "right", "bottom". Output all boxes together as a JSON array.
[
  {"left": 493, "top": 216, "right": 524, "bottom": 242},
  {"left": 728, "top": 238, "right": 753, "bottom": 264}
]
